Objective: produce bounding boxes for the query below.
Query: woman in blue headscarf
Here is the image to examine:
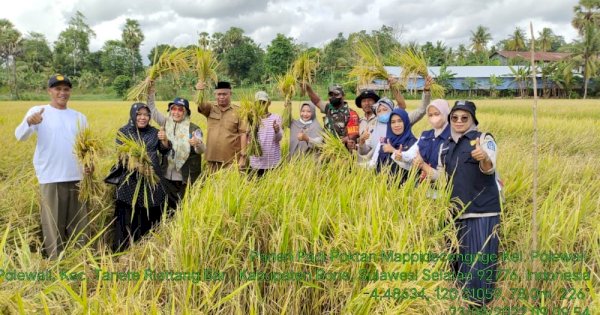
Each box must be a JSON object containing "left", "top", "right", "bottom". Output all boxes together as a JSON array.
[{"left": 369, "top": 108, "right": 418, "bottom": 183}]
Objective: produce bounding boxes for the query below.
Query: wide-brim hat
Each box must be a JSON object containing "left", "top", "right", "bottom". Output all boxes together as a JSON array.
[
  {"left": 449, "top": 100, "right": 478, "bottom": 125},
  {"left": 355, "top": 89, "right": 380, "bottom": 108}
]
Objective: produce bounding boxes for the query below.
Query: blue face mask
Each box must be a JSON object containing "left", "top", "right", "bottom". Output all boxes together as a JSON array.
[{"left": 378, "top": 112, "right": 391, "bottom": 124}]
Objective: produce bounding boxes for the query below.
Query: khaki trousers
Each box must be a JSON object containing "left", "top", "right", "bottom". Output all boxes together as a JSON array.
[{"left": 39, "top": 181, "right": 89, "bottom": 259}]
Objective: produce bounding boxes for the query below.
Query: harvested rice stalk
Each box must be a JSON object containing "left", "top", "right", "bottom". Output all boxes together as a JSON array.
[
  {"left": 127, "top": 47, "right": 191, "bottom": 101},
  {"left": 318, "top": 131, "right": 354, "bottom": 163},
  {"left": 74, "top": 125, "right": 103, "bottom": 203},
  {"left": 116, "top": 131, "right": 160, "bottom": 209},
  {"left": 393, "top": 48, "right": 446, "bottom": 97},
  {"left": 239, "top": 94, "right": 267, "bottom": 157},
  {"left": 277, "top": 72, "right": 296, "bottom": 129},
  {"left": 348, "top": 41, "right": 391, "bottom": 87},
  {"left": 192, "top": 48, "right": 219, "bottom": 105},
  {"left": 292, "top": 52, "right": 318, "bottom": 96}
]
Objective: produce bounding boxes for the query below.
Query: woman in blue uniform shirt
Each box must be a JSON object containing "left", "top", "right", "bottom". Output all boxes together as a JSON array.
[{"left": 431, "top": 100, "right": 502, "bottom": 307}]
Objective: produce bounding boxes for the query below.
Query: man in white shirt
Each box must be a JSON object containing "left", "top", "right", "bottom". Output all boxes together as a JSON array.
[{"left": 14, "top": 74, "right": 89, "bottom": 259}]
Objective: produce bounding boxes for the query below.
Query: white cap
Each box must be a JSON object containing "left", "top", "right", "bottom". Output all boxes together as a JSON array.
[{"left": 255, "top": 91, "right": 270, "bottom": 102}]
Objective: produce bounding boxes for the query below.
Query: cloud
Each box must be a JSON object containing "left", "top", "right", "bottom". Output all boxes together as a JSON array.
[{"left": 1, "top": 0, "right": 579, "bottom": 65}]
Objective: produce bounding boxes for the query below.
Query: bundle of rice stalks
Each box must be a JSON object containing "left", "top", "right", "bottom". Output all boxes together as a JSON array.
[
  {"left": 348, "top": 41, "right": 393, "bottom": 88},
  {"left": 115, "top": 131, "right": 160, "bottom": 208},
  {"left": 238, "top": 94, "right": 267, "bottom": 157},
  {"left": 318, "top": 131, "right": 355, "bottom": 163},
  {"left": 74, "top": 125, "right": 103, "bottom": 203},
  {"left": 192, "top": 48, "right": 219, "bottom": 104},
  {"left": 276, "top": 72, "right": 297, "bottom": 129},
  {"left": 392, "top": 48, "right": 446, "bottom": 98},
  {"left": 127, "top": 47, "right": 191, "bottom": 101},
  {"left": 292, "top": 52, "right": 318, "bottom": 95}
]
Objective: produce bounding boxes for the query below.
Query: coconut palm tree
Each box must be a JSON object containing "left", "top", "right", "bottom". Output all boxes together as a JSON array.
[
  {"left": 571, "top": 0, "right": 600, "bottom": 98},
  {"left": 489, "top": 74, "right": 502, "bottom": 97},
  {"left": 506, "top": 27, "right": 527, "bottom": 51},
  {"left": 509, "top": 65, "right": 530, "bottom": 97},
  {"left": 537, "top": 28, "right": 554, "bottom": 52},
  {"left": 122, "top": 19, "right": 144, "bottom": 82},
  {"left": 470, "top": 25, "right": 492, "bottom": 54}
]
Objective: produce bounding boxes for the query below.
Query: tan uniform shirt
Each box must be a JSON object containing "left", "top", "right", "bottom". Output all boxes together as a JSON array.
[{"left": 199, "top": 102, "right": 248, "bottom": 163}]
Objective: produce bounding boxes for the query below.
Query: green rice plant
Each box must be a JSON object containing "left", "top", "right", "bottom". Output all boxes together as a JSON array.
[
  {"left": 239, "top": 94, "right": 267, "bottom": 157},
  {"left": 276, "top": 72, "right": 296, "bottom": 129},
  {"left": 127, "top": 48, "right": 191, "bottom": 101},
  {"left": 74, "top": 125, "right": 104, "bottom": 204},
  {"left": 191, "top": 48, "right": 219, "bottom": 105}
]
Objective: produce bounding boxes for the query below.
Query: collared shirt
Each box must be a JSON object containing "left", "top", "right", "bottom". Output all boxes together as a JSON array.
[{"left": 199, "top": 102, "right": 248, "bottom": 163}]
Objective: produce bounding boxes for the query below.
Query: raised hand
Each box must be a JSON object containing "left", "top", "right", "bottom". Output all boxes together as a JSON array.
[
  {"left": 27, "top": 108, "right": 45, "bottom": 126},
  {"left": 273, "top": 120, "right": 280, "bottom": 134},
  {"left": 158, "top": 126, "right": 167, "bottom": 142}
]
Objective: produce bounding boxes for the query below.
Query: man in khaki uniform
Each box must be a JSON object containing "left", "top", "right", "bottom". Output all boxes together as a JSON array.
[{"left": 196, "top": 81, "right": 248, "bottom": 172}]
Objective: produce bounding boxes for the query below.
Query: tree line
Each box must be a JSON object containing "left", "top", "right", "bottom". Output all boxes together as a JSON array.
[{"left": 1, "top": 0, "right": 599, "bottom": 100}]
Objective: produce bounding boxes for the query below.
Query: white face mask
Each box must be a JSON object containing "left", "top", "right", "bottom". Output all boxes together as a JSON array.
[{"left": 428, "top": 114, "right": 445, "bottom": 129}]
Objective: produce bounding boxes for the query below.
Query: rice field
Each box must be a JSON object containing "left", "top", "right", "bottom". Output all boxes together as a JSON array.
[{"left": 0, "top": 99, "right": 599, "bottom": 314}]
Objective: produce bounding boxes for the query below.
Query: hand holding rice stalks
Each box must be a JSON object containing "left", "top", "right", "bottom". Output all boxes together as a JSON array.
[
  {"left": 292, "top": 52, "right": 318, "bottom": 96},
  {"left": 318, "top": 131, "right": 355, "bottom": 163},
  {"left": 127, "top": 47, "right": 191, "bottom": 101},
  {"left": 392, "top": 48, "right": 446, "bottom": 98},
  {"left": 276, "top": 72, "right": 297, "bottom": 129},
  {"left": 239, "top": 94, "right": 267, "bottom": 157},
  {"left": 192, "top": 48, "right": 219, "bottom": 105},
  {"left": 74, "top": 125, "right": 103, "bottom": 203},
  {"left": 116, "top": 131, "right": 159, "bottom": 187}
]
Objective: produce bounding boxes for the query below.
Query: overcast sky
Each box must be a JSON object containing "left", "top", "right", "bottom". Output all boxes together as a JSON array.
[{"left": 2, "top": 0, "right": 580, "bottom": 64}]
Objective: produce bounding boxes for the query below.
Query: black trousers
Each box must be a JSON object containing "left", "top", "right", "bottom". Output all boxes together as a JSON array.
[{"left": 112, "top": 199, "right": 162, "bottom": 252}]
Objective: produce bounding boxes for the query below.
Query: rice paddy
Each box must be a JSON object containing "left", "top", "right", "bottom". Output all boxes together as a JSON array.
[{"left": 0, "top": 99, "right": 599, "bottom": 314}]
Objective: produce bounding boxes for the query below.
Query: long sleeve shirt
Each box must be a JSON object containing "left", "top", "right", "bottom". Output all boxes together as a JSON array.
[{"left": 15, "top": 104, "right": 87, "bottom": 184}]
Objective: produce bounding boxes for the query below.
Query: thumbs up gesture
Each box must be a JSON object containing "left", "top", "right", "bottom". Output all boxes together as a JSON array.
[
  {"left": 27, "top": 108, "right": 45, "bottom": 126},
  {"left": 359, "top": 129, "right": 370, "bottom": 145},
  {"left": 158, "top": 126, "right": 167, "bottom": 142},
  {"left": 471, "top": 138, "right": 488, "bottom": 161},
  {"left": 273, "top": 120, "right": 280, "bottom": 134},
  {"left": 382, "top": 139, "right": 396, "bottom": 153},
  {"left": 297, "top": 129, "right": 308, "bottom": 141}
]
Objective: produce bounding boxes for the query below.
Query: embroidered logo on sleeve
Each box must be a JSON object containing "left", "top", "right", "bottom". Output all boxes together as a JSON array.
[{"left": 487, "top": 141, "right": 496, "bottom": 151}]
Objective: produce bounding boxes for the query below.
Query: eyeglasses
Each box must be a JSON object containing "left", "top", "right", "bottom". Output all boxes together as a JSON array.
[
  {"left": 170, "top": 106, "right": 185, "bottom": 112},
  {"left": 450, "top": 115, "right": 470, "bottom": 123}
]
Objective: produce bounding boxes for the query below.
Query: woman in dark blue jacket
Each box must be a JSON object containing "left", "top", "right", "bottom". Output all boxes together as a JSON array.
[{"left": 434, "top": 100, "right": 502, "bottom": 307}]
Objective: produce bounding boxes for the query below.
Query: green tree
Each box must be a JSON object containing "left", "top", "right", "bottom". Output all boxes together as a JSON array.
[
  {"left": 571, "top": 0, "right": 600, "bottom": 98},
  {"left": 20, "top": 32, "right": 52, "bottom": 73},
  {"left": 210, "top": 27, "right": 265, "bottom": 84},
  {"left": 421, "top": 41, "right": 450, "bottom": 66},
  {"left": 265, "top": 33, "right": 296, "bottom": 77},
  {"left": 509, "top": 65, "right": 530, "bottom": 97},
  {"left": 53, "top": 11, "right": 96, "bottom": 76},
  {"left": 0, "top": 19, "right": 23, "bottom": 99},
  {"left": 112, "top": 74, "right": 131, "bottom": 97},
  {"left": 320, "top": 32, "right": 350, "bottom": 82},
  {"left": 470, "top": 25, "right": 492, "bottom": 54},
  {"left": 100, "top": 40, "right": 130, "bottom": 79},
  {"left": 462, "top": 77, "right": 477, "bottom": 97},
  {"left": 488, "top": 74, "right": 502, "bottom": 97},
  {"left": 505, "top": 27, "right": 527, "bottom": 51},
  {"left": 537, "top": 28, "right": 553, "bottom": 52},
  {"left": 121, "top": 19, "right": 144, "bottom": 82}
]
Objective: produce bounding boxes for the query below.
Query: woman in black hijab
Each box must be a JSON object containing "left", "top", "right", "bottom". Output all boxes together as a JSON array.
[{"left": 112, "top": 102, "right": 170, "bottom": 252}]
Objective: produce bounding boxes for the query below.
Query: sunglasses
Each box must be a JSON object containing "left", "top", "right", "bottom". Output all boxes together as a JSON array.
[
  {"left": 170, "top": 106, "right": 185, "bottom": 112},
  {"left": 450, "top": 115, "right": 470, "bottom": 123}
]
